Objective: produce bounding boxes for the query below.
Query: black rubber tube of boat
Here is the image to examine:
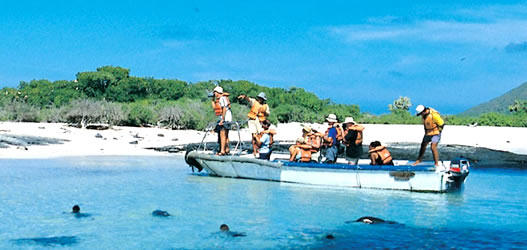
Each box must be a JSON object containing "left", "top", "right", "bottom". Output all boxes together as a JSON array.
[{"left": 185, "top": 150, "right": 203, "bottom": 172}]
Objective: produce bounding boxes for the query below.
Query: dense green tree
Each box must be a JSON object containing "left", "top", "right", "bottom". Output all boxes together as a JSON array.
[
  {"left": 509, "top": 100, "right": 527, "bottom": 114},
  {"left": 76, "top": 71, "right": 116, "bottom": 97},
  {"left": 106, "top": 77, "right": 148, "bottom": 102},
  {"left": 96, "top": 66, "right": 130, "bottom": 81}
]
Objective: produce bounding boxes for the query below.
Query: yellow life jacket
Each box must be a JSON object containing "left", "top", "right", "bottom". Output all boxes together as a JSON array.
[
  {"left": 248, "top": 100, "right": 268, "bottom": 121},
  {"left": 213, "top": 93, "right": 231, "bottom": 116},
  {"left": 369, "top": 145, "right": 393, "bottom": 165},
  {"left": 423, "top": 108, "right": 441, "bottom": 136}
]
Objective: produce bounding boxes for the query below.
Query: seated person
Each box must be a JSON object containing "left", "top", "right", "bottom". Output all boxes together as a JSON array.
[
  {"left": 368, "top": 141, "right": 394, "bottom": 165},
  {"left": 289, "top": 137, "right": 312, "bottom": 162},
  {"left": 303, "top": 126, "right": 324, "bottom": 162},
  {"left": 255, "top": 120, "right": 276, "bottom": 160}
]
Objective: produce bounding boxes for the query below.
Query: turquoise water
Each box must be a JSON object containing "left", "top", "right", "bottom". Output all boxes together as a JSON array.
[{"left": 1, "top": 156, "right": 526, "bottom": 249}]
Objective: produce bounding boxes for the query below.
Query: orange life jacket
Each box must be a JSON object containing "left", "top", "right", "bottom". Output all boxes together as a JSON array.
[
  {"left": 213, "top": 93, "right": 231, "bottom": 116},
  {"left": 247, "top": 100, "right": 268, "bottom": 121},
  {"left": 369, "top": 145, "right": 393, "bottom": 165},
  {"left": 306, "top": 134, "right": 321, "bottom": 153},
  {"left": 423, "top": 108, "right": 441, "bottom": 136},
  {"left": 300, "top": 148, "right": 312, "bottom": 162}
]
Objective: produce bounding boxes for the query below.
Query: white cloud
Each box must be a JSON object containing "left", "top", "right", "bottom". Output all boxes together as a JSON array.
[
  {"left": 328, "top": 4, "right": 527, "bottom": 47},
  {"left": 329, "top": 19, "right": 527, "bottom": 47}
]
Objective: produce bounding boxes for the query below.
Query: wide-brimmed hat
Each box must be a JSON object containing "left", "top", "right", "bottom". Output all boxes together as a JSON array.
[
  {"left": 296, "top": 137, "right": 305, "bottom": 143},
  {"left": 257, "top": 92, "right": 267, "bottom": 101},
  {"left": 302, "top": 125, "right": 312, "bottom": 133},
  {"left": 213, "top": 86, "right": 223, "bottom": 94},
  {"left": 326, "top": 114, "right": 338, "bottom": 123},
  {"left": 343, "top": 117, "right": 355, "bottom": 124},
  {"left": 415, "top": 104, "right": 426, "bottom": 116}
]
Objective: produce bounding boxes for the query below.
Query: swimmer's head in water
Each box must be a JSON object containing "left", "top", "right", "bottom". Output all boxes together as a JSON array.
[
  {"left": 220, "top": 224, "right": 229, "bottom": 232},
  {"left": 72, "top": 205, "right": 80, "bottom": 213}
]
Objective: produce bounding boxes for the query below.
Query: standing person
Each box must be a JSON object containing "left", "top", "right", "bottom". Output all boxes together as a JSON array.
[
  {"left": 323, "top": 114, "right": 343, "bottom": 163},
  {"left": 255, "top": 120, "right": 276, "bottom": 160},
  {"left": 237, "top": 92, "right": 270, "bottom": 157},
  {"left": 211, "top": 86, "right": 232, "bottom": 155},
  {"left": 342, "top": 117, "right": 364, "bottom": 165},
  {"left": 413, "top": 105, "right": 444, "bottom": 166}
]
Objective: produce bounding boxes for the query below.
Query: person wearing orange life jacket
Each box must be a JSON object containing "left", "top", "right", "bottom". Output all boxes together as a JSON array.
[
  {"left": 211, "top": 86, "right": 232, "bottom": 155},
  {"left": 302, "top": 126, "right": 324, "bottom": 162},
  {"left": 237, "top": 92, "right": 270, "bottom": 157},
  {"left": 413, "top": 105, "right": 444, "bottom": 166},
  {"left": 289, "top": 137, "right": 312, "bottom": 162},
  {"left": 368, "top": 141, "right": 394, "bottom": 165},
  {"left": 342, "top": 117, "right": 365, "bottom": 165}
]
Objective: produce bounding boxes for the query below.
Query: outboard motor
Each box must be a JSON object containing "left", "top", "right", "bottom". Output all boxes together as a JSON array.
[
  {"left": 449, "top": 157, "right": 470, "bottom": 177},
  {"left": 446, "top": 157, "right": 470, "bottom": 189}
]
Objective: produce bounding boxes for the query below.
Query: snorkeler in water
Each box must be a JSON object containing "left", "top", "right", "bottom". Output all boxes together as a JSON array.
[
  {"left": 152, "top": 210, "right": 171, "bottom": 217},
  {"left": 219, "top": 224, "right": 246, "bottom": 237},
  {"left": 70, "top": 205, "right": 91, "bottom": 218}
]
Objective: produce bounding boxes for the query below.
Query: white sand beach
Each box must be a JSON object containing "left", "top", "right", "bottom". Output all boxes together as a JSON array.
[{"left": 0, "top": 121, "right": 526, "bottom": 159}]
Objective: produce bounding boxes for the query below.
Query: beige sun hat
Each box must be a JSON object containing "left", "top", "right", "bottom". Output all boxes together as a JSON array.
[
  {"left": 296, "top": 137, "right": 305, "bottom": 143},
  {"left": 213, "top": 86, "right": 223, "bottom": 94},
  {"left": 326, "top": 114, "right": 338, "bottom": 123},
  {"left": 302, "top": 125, "right": 312, "bottom": 133},
  {"left": 344, "top": 117, "right": 356, "bottom": 124}
]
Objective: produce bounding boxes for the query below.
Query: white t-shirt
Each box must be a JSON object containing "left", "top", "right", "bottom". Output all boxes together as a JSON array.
[{"left": 219, "top": 96, "right": 232, "bottom": 122}]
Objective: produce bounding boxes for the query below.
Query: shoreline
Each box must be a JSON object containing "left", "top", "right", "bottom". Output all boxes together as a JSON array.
[{"left": 1, "top": 121, "right": 526, "bottom": 160}]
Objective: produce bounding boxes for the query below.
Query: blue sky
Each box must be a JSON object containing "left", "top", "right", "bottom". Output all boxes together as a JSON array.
[{"left": 1, "top": 0, "right": 527, "bottom": 114}]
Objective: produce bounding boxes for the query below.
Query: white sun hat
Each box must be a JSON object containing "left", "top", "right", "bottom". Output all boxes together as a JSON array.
[
  {"left": 326, "top": 114, "right": 338, "bottom": 123},
  {"left": 344, "top": 117, "right": 355, "bottom": 124},
  {"left": 415, "top": 104, "right": 426, "bottom": 116}
]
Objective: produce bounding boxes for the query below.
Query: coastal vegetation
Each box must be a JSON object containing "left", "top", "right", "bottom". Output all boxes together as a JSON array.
[{"left": 0, "top": 66, "right": 526, "bottom": 129}]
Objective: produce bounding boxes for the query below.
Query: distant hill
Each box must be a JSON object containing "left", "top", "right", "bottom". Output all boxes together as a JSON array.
[{"left": 461, "top": 82, "right": 527, "bottom": 116}]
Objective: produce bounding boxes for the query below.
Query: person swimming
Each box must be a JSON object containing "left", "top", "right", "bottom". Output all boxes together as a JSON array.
[
  {"left": 70, "top": 205, "right": 91, "bottom": 218},
  {"left": 219, "top": 224, "right": 246, "bottom": 237}
]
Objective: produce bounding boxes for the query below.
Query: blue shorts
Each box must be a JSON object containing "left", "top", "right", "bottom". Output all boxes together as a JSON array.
[
  {"left": 324, "top": 145, "right": 338, "bottom": 163},
  {"left": 423, "top": 134, "right": 441, "bottom": 143}
]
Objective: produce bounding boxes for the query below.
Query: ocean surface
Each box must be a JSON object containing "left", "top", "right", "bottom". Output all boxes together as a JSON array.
[{"left": 1, "top": 156, "right": 526, "bottom": 249}]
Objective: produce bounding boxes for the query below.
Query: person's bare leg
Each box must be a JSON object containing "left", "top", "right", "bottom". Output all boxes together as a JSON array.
[
  {"left": 252, "top": 134, "right": 258, "bottom": 157},
  {"left": 219, "top": 129, "right": 227, "bottom": 154},
  {"left": 431, "top": 142, "right": 440, "bottom": 166},
  {"left": 225, "top": 130, "right": 230, "bottom": 154},
  {"left": 289, "top": 145, "right": 298, "bottom": 161},
  {"left": 413, "top": 141, "right": 429, "bottom": 165}
]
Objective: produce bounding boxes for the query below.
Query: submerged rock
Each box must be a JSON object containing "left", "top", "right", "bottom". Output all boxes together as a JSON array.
[{"left": 11, "top": 236, "right": 79, "bottom": 247}]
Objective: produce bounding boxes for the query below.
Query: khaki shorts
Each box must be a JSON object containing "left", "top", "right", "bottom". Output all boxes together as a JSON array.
[{"left": 248, "top": 119, "right": 263, "bottom": 134}]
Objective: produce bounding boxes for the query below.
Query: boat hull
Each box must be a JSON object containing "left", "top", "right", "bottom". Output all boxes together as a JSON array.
[{"left": 185, "top": 151, "right": 468, "bottom": 193}]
